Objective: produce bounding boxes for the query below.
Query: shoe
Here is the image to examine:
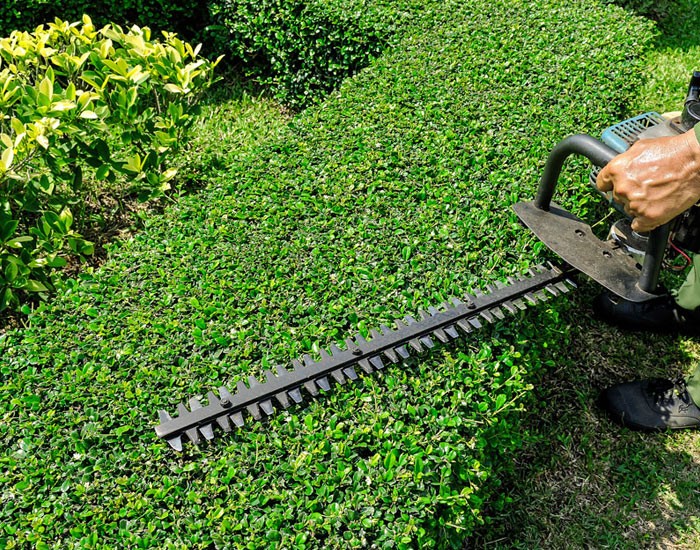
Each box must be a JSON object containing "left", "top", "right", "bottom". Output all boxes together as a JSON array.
[
  {"left": 601, "top": 378, "right": 700, "bottom": 431},
  {"left": 593, "top": 290, "right": 700, "bottom": 335}
]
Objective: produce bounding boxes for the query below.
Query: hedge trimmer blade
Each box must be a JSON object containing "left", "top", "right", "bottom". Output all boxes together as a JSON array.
[{"left": 155, "top": 264, "right": 575, "bottom": 451}]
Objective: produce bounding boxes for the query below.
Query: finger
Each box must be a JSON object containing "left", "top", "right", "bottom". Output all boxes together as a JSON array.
[
  {"left": 630, "top": 217, "right": 654, "bottom": 233},
  {"left": 596, "top": 167, "right": 613, "bottom": 192}
]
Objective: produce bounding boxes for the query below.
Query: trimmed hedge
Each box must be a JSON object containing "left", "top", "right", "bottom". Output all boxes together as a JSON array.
[
  {"left": 605, "top": 0, "right": 672, "bottom": 19},
  {"left": 0, "top": 0, "right": 210, "bottom": 40},
  {"left": 207, "top": 0, "right": 402, "bottom": 108},
  {"left": 0, "top": 0, "right": 654, "bottom": 548}
]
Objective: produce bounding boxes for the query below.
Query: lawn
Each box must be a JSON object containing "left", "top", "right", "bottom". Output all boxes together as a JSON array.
[{"left": 2, "top": 0, "right": 698, "bottom": 548}]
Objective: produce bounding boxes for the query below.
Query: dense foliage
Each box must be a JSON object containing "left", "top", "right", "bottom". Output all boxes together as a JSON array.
[
  {"left": 0, "top": 0, "right": 655, "bottom": 548},
  {"left": 207, "top": 0, "right": 400, "bottom": 108},
  {"left": 0, "top": 0, "right": 210, "bottom": 41},
  {"left": 605, "top": 0, "right": 672, "bottom": 19},
  {"left": 0, "top": 17, "right": 220, "bottom": 310}
]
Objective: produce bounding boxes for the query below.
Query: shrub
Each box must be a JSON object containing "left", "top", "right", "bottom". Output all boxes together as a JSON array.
[
  {"left": 207, "top": 0, "right": 401, "bottom": 107},
  {"left": 603, "top": 0, "right": 672, "bottom": 20},
  {"left": 0, "top": 0, "right": 210, "bottom": 41},
  {"left": 0, "top": 16, "right": 221, "bottom": 310}
]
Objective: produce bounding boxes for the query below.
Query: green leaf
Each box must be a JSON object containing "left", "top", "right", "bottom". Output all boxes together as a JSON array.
[{"left": 24, "top": 279, "right": 49, "bottom": 293}]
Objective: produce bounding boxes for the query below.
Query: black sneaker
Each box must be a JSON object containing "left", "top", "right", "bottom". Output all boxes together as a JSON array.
[
  {"left": 601, "top": 378, "right": 700, "bottom": 431},
  {"left": 593, "top": 291, "right": 700, "bottom": 335}
]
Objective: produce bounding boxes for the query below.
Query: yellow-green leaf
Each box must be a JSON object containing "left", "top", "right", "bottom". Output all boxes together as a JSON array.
[
  {"left": 1, "top": 147, "right": 13, "bottom": 170},
  {"left": 36, "top": 134, "right": 49, "bottom": 149},
  {"left": 164, "top": 83, "right": 182, "bottom": 94}
]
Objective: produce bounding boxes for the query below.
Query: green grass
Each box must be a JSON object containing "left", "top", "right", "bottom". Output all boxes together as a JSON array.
[{"left": 0, "top": 0, "right": 681, "bottom": 547}]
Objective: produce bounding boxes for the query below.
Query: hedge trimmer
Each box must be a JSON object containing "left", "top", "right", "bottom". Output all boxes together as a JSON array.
[{"left": 155, "top": 72, "right": 700, "bottom": 451}]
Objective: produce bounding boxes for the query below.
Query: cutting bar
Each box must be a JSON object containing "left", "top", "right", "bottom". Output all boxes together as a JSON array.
[{"left": 155, "top": 263, "right": 575, "bottom": 450}]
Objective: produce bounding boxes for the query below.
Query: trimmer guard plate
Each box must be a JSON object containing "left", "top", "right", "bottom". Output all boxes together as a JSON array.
[{"left": 513, "top": 201, "right": 658, "bottom": 302}]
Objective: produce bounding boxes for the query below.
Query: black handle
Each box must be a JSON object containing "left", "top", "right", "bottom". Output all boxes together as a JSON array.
[{"left": 535, "top": 134, "right": 669, "bottom": 295}]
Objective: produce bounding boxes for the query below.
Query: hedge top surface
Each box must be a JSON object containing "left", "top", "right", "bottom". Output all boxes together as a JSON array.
[{"left": 1, "top": 0, "right": 653, "bottom": 548}]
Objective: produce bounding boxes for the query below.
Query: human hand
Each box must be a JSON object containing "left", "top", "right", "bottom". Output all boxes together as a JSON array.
[{"left": 596, "top": 128, "right": 700, "bottom": 232}]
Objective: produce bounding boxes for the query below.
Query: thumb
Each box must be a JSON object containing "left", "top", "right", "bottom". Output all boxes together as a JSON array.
[{"left": 596, "top": 165, "right": 613, "bottom": 193}]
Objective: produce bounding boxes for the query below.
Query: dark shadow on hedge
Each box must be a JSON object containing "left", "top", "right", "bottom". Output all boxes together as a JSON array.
[{"left": 465, "top": 283, "right": 700, "bottom": 548}]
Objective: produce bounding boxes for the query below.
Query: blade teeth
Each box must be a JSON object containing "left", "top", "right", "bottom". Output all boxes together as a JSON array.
[
  {"left": 158, "top": 409, "right": 173, "bottom": 424},
  {"left": 480, "top": 310, "right": 495, "bottom": 323},
  {"left": 419, "top": 335, "right": 435, "bottom": 349},
  {"left": 320, "top": 348, "right": 332, "bottom": 360},
  {"left": 304, "top": 380, "right": 319, "bottom": 396},
  {"left": 555, "top": 281, "right": 570, "bottom": 293},
  {"left": 345, "top": 337, "right": 364, "bottom": 356},
  {"left": 369, "top": 328, "right": 382, "bottom": 340},
  {"left": 264, "top": 370, "right": 276, "bottom": 384},
  {"left": 358, "top": 358, "right": 373, "bottom": 374},
  {"left": 288, "top": 387, "right": 303, "bottom": 404},
  {"left": 303, "top": 354, "right": 316, "bottom": 367},
  {"left": 495, "top": 280, "right": 507, "bottom": 289},
  {"left": 456, "top": 319, "right": 473, "bottom": 334},
  {"left": 513, "top": 298, "right": 527, "bottom": 311},
  {"left": 405, "top": 315, "right": 418, "bottom": 325},
  {"left": 501, "top": 301, "right": 517, "bottom": 314},
  {"left": 206, "top": 391, "right": 220, "bottom": 407},
  {"left": 217, "top": 415, "right": 232, "bottom": 433},
  {"left": 355, "top": 333, "right": 368, "bottom": 345},
  {"left": 236, "top": 380, "right": 248, "bottom": 394},
  {"left": 445, "top": 325, "right": 459, "bottom": 339},
  {"left": 418, "top": 309, "right": 430, "bottom": 320},
  {"left": 330, "top": 343, "right": 344, "bottom": 356},
  {"left": 276, "top": 365, "right": 292, "bottom": 378},
  {"left": 566, "top": 278, "right": 577, "bottom": 289},
  {"left": 166, "top": 436, "right": 183, "bottom": 452},
  {"left": 259, "top": 399, "right": 274, "bottom": 416},
  {"left": 247, "top": 403, "right": 262, "bottom": 421},
  {"left": 409, "top": 338, "right": 424, "bottom": 353},
  {"left": 331, "top": 369, "right": 347, "bottom": 385},
  {"left": 428, "top": 306, "right": 440, "bottom": 315},
  {"left": 292, "top": 359, "right": 304, "bottom": 371},
  {"left": 395, "top": 345, "right": 410, "bottom": 360},
  {"left": 380, "top": 324, "right": 393, "bottom": 335},
  {"left": 432, "top": 328, "right": 449, "bottom": 343},
  {"left": 369, "top": 355, "right": 385, "bottom": 370},
  {"left": 523, "top": 293, "right": 537, "bottom": 305},
  {"left": 316, "top": 376, "right": 331, "bottom": 392},
  {"left": 275, "top": 391, "right": 291, "bottom": 409},
  {"left": 491, "top": 307, "right": 505, "bottom": 320},
  {"left": 188, "top": 397, "right": 202, "bottom": 410},
  {"left": 468, "top": 317, "right": 482, "bottom": 329},
  {"left": 343, "top": 366, "right": 359, "bottom": 380},
  {"left": 231, "top": 411, "right": 245, "bottom": 427},
  {"left": 383, "top": 348, "right": 400, "bottom": 363},
  {"left": 177, "top": 402, "right": 189, "bottom": 416},
  {"left": 545, "top": 284, "right": 559, "bottom": 297},
  {"left": 186, "top": 427, "right": 200, "bottom": 445},
  {"left": 485, "top": 284, "right": 497, "bottom": 293},
  {"left": 199, "top": 423, "right": 215, "bottom": 441}
]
